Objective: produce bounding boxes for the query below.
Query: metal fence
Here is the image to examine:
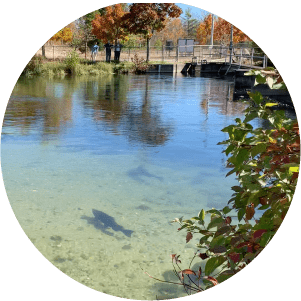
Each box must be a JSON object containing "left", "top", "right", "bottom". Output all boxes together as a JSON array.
[{"left": 36, "top": 44, "right": 267, "bottom": 67}]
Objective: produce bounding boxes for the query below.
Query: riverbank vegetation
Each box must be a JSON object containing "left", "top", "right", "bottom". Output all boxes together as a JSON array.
[
  {"left": 145, "top": 71, "right": 299, "bottom": 294},
  {"left": 22, "top": 52, "right": 141, "bottom": 77}
]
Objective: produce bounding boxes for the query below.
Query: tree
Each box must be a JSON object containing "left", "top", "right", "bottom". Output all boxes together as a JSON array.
[
  {"left": 151, "top": 18, "right": 185, "bottom": 47},
  {"left": 196, "top": 14, "right": 213, "bottom": 44},
  {"left": 124, "top": 3, "right": 182, "bottom": 62},
  {"left": 181, "top": 8, "right": 200, "bottom": 39},
  {"left": 92, "top": 4, "right": 128, "bottom": 44},
  {"left": 50, "top": 26, "right": 73, "bottom": 43},
  {"left": 197, "top": 16, "right": 251, "bottom": 46},
  {"left": 215, "top": 17, "right": 251, "bottom": 45}
]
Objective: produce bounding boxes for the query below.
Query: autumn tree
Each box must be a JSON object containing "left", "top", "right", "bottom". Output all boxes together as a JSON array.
[
  {"left": 92, "top": 4, "right": 128, "bottom": 44},
  {"left": 214, "top": 17, "right": 251, "bottom": 45},
  {"left": 196, "top": 14, "right": 213, "bottom": 45},
  {"left": 151, "top": 18, "right": 185, "bottom": 47},
  {"left": 50, "top": 26, "right": 73, "bottom": 43},
  {"left": 197, "top": 15, "right": 251, "bottom": 46},
  {"left": 124, "top": 3, "right": 182, "bottom": 62}
]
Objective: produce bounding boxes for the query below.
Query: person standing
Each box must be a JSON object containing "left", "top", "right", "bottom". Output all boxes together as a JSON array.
[
  {"left": 91, "top": 42, "right": 99, "bottom": 62},
  {"left": 114, "top": 39, "right": 123, "bottom": 62},
  {"left": 104, "top": 41, "right": 113, "bottom": 62}
]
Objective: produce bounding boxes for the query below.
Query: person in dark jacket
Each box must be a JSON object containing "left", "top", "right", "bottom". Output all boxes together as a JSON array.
[
  {"left": 104, "top": 42, "right": 113, "bottom": 62},
  {"left": 114, "top": 39, "right": 123, "bottom": 62}
]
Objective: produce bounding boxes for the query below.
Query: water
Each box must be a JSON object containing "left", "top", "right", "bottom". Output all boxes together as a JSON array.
[{"left": 1, "top": 74, "right": 253, "bottom": 299}]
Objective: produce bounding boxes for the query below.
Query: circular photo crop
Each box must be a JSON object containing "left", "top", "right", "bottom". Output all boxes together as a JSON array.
[{"left": 1, "top": 2, "right": 300, "bottom": 301}]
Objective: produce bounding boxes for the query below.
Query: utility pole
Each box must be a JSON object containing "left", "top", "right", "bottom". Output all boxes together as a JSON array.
[{"left": 229, "top": 24, "right": 233, "bottom": 63}]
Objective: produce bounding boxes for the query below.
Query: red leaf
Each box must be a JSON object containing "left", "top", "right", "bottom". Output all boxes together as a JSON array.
[
  {"left": 197, "top": 267, "right": 202, "bottom": 279},
  {"left": 204, "top": 276, "right": 218, "bottom": 286},
  {"left": 170, "top": 254, "right": 181, "bottom": 264},
  {"left": 228, "top": 252, "right": 240, "bottom": 263},
  {"left": 181, "top": 269, "right": 196, "bottom": 275},
  {"left": 186, "top": 231, "right": 193, "bottom": 243},
  {"left": 246, "top": 203, "right": 255, "bottom": 220},
  {"left": 225, "top": 216, "right": 232, "bottom": 224},
  {"left": 253, "top": 229, "right": 267, "bottom": 240},
  {"left": 199, "top": 253, "right": 209, "bottom": 260}
]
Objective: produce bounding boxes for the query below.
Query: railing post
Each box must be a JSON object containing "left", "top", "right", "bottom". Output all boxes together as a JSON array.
[
  {"left": 239, "top": 48, "right": 242, "bottom": 66},
  {"left": 176, "top": 44, "right": 179, "bottom": 62},
  {"left": 251, "top": 48, "right": 254, "bottom": 66},
  {"left": 162, "top": 45, "right": 164, "bottom": 62}
]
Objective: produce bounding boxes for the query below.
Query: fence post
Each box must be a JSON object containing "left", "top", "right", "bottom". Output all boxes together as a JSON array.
[
  {"left": 239, "top": 48, "right": 242, "bottom": 66},
  {"left": 251, "top": 48, "right": 254, "bottom": 66},
  {"left": 264, "top": 55, "right": 267, "bottom": 68},
  {"left": 53, "top": 46, "right": 55, "bottom": 60},
  {"left": 162, "top": 45, "right": 164, "bottom": 62},
  {"left": 176, "top": 44, "right": 179, "bottom": 62}
]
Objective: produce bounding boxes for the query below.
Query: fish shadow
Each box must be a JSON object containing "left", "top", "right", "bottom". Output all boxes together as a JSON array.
[
  {"left": 127, "top": 165, "right": 163, "bottom": 184},
  {"left": 81, "top": 209, "right": 133, "bottom": 237}
]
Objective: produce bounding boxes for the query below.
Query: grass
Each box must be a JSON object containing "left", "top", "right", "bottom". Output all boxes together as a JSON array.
[{"left": 22, "top": 53, "right": 135, "bottom": 78}]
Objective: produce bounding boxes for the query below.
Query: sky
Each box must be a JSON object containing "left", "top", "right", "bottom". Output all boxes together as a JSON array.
[{"left": 175, "top": 3, "right": 210, "bottom": 19}]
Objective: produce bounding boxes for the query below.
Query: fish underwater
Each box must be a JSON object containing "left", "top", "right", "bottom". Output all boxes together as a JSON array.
[
  {"left": 127, "top": 165, "right": 163, "bottom": 184},
  {"left": 81, "top": 209, "right": 133, "bottom": 237}
]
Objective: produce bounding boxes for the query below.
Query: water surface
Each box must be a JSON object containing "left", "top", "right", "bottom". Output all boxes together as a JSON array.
[{"left": 1, "top": 74, "right": 253, "bottom": 299}]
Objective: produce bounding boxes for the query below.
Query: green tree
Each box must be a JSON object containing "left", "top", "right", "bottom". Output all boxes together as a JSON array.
[{"left": 181, "top": 8, "right": 200, "bottom": 39}]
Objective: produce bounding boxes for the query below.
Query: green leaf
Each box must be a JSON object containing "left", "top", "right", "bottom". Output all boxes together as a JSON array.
[
  {"left": 259, "top": 232, "right": 273, "bottom": 247},
  {"left": 198, "top": 209, "right": 205, "bottom": 222},
  {"left": 255, "top": 74, "right": 266, "bottom": 85},
  {"left": 207, "top": 217, "right": 224, "bottom": 229},
  {"left": 251, "top": 143, "right": 267, "bottom": 158},
  {"left": 238, "top": 208, "right": 245, "bottom": 221},
  {"left": 243, "top": 111, "right": 258, "bottom": 123},
  {"left": 222, "top": 206, "right": 231, "bottom": 214},
  {"left": 258, "top": 204, "right": 270, "bottom": 210},
  {"left": 226, "top": 168, "right": 236, "bottom": 177},
  {"left": 235, "top": 148, "right": 249, "bottom": 165},
  {"left": 225, "top": 144, "right": 235, "bottom": 156},
  {"left": 206, "top": 209, "right": 222, "bottom": 216},
  {"left": 205, "top": 256, "right": 227, "bottom": 276},
  {"left": 231, "top": 186, "right": 242, "bottom": 192},
  {"left": 210, "top": 235, "right": 226, "bottom": 248}
]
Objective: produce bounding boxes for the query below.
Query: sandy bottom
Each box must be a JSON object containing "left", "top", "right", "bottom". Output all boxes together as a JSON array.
[{"left": 2, "top": 140, "right": 234, "bottom": 299}]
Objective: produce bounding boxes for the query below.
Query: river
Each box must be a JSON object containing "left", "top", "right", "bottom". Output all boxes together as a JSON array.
[{"left": 1, "top": 73, "right": 255, "bottom": 299}]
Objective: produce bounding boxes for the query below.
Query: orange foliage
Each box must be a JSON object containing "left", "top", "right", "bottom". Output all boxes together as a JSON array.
[
  {"left": 152, "top": 18, "right": 185, "bottom": 44},
  {"left": 197, "top": 15, "right": 251, "bottom": 45},
  {"left": 50, "top": 26, "right": 73, "bottom": 42},
  {"left": 92, "top": 4, "right": 128, "bottom": 43},
  {"left": 196, "top": 14, "right": 213, "bottom": 45},
  {"left": 214, "top": 17, "right": 251, "bottom": 45},
  {"left": 124, "top": 3, "right": 182, "bottom": 38}
]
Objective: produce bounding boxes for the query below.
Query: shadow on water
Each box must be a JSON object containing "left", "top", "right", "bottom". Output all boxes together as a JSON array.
[
  {"left": 81, "top": 209, "right": 133, "bottom": 237},
  {"left": 127, "top": 165, "right": 164, "bottom": 184}
]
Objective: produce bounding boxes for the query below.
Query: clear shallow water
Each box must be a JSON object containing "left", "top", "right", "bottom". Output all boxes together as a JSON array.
[{"left": 1, "top": 74, "right": 254, "bottom": 299}]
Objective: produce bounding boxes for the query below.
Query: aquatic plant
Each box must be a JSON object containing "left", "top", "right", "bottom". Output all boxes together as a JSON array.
[
  {"left": 146, "top": 70, "right": 299, "bottom": 294},
  {"left": 131, "top": 54, "right": 149, "bottom": 74}
]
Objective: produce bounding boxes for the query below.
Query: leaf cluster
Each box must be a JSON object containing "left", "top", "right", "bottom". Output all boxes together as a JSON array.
[{"left": 168, "top": 73, "right": 299, "bottom": 292}]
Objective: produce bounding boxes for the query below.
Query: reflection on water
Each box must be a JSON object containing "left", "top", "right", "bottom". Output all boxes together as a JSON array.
[{"left": 1, "top": 74, "right": 254, "bottom": 299}]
